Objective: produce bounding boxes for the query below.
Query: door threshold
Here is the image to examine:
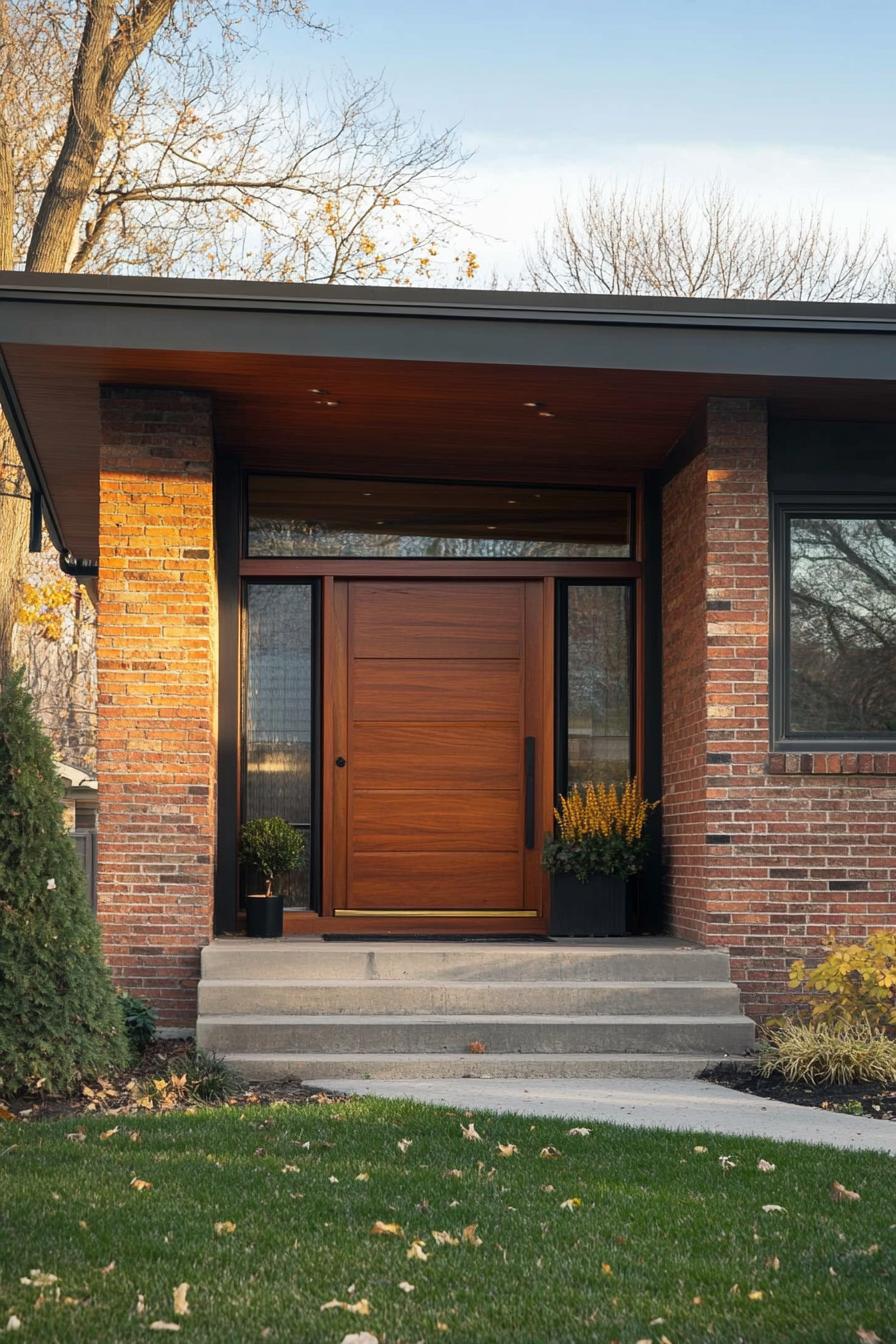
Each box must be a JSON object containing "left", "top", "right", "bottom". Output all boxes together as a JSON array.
[{"left": 322, "top": 933, "right": 552, "bottom": 943}]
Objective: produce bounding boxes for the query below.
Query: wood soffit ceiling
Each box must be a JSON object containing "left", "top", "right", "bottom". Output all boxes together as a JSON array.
[{"left": 3, "top": 341, "right": 896, "bottom": 561}]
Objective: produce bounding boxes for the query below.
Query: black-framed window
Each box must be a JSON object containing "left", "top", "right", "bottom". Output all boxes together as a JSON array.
[
  {"left": 556, "top": 581, "right": 634, "bottom": 791},
  {"left": 773, "top": 501, "right": 896, "bottom": 748},
  {"left": 242, "top": 581, "right": 320, "bottom": 909},
  {"left": 246, "top": 474, "right": 633, "bottom": 560}
]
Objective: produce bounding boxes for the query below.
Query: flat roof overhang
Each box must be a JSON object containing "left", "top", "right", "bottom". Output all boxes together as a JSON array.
[{"left": 2, "top": 271, "right": 896, "bottom": 563}]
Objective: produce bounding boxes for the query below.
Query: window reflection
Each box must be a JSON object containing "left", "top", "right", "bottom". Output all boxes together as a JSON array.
[
  {"left": 248, "top": 476, "right": 631, "bottom": 559},
  {"left": 566, "top": 585, "right": 632, "bottom": 787},
  {"left": 788, "top": 516, "right": 896, "bottom": 736},
  {"left": 244, "top": 584, "right": 314, "bottom": 908}
]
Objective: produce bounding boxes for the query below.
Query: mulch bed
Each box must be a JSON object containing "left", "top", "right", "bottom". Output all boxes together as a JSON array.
[
  {"left": 703, "top": 1061, "right": 896, "bottom": 1121},
  {"left": 1, "top": 1040, "right": 343, "bottom": 1122}
]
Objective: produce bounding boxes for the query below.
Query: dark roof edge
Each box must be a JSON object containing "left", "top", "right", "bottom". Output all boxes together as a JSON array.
[
  {"left": 3, "top": 270, "right": 896, "bottom": 333},
  {"left": 0, "top": 346, "right": 97, "bottom": 574}
]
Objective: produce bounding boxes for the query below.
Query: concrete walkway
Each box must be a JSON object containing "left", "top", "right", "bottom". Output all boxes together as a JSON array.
[{"left": 304, "top": 1076, "right": 896, "bottom": 1155}]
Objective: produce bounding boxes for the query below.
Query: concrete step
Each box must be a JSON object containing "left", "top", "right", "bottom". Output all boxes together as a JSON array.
[
  {"left": 197, "top": 1012, "right": 755, "bottom": 1057},
  {"left": 221, "top": 1051, "right": 743, "bottom": 1082},
  {"left": 198, "top": 978, "right": 743, "bottom": 1018},
  {"left": 201, "top": 939, "right": 731, "bottom": 984}
]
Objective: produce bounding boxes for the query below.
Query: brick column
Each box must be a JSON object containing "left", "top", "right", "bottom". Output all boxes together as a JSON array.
[
  {"left": 96, "top": 388, "right": 217, "bottom": 1027},
  {"left": 663, "top": 398, "right": 896, "bottom": 1020}
]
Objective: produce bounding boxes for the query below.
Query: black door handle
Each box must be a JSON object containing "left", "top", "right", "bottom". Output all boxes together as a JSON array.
[
  {"left": 335, "top": 756, "right": 346, "bottom": 768},
  {"left": 524, "top": 737, "right": 535, "bottom": 849}
]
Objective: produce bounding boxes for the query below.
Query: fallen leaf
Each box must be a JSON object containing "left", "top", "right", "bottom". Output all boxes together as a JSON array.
[
  {"left": 762, "top": 1205, "right": 787, "bottom": 1214},
  {"left": 148, "top": 1325, "right": 180, "bottom": 1333},
  {"left": 566, "top": 1127, "right": 590, "bottom": 1137},
  {"left": 100, "top": 1127, "right": 119, "bottom": 1141},
  {"left": 398, "top": 1281, "right": 415, "bottom": 1294},
  {"left": 397, "top": 1138, "right": 413, "bottom": 1154},
  {"left": 370, "top": 1221, "right": 403, "bottom": 1237},
  {"left": 320, "top": 1299, "right": 371, "bottom": 1317},
  {"left": 214, "top": 1221, "right": 236, "bottom": 1235},
  {"left": 461, "top": 1122, "right": 482, "bottom": 1142},
  {"left": 5, "top": 1317, "right": 21, "bottom": 1332},
  {"left": 406, "top": 1240, "right": 429, "bottom": 1261},
  {"left": 329, "top": 1176, "right": 339, "bottom": 1184},
  {"left": 136, "top": 1293, "right": 145, "bottom": 1315},
  {"left": 497, "top": 1143, "right": 518, "bottom": 1157},
  {"left": 173, "top": 1283, "right": 190, "bottom": 1317},
  {"left": 432, "top": 1229, "right": 459, "bottom": 1246},
  {"left": 766, "top": 1255, "right": 781, "bottom": 1271},
  {"left": 462, "top": 1223, "right": 482, "bottom": 1246},
  {"left": 436, "top": 1323, "right": 449, "bottom": 1332},
  {"left": 130, "top": 1178, "right": 152, "bottom": 1192},
  {"left": 693, "top": 1145, "right": 708, "bottom": 1153},
  {"left": 719, "top": 1155, "right": 736, "bottom": 1170},
  {"left": 856, "top": 1330, "right": 883, "bottom": 1343},
  {"left": 748, "top": 1289, "right": 764, "bottom": 1301},
  {"left": 467, "top": 1040, "right": 487, "bottom": 1053},
  {"left": 540, "top": 1146, "right": 562, "bottom": 1160},
  {"left": 355, "top": 1172, "right": 370, "bottom": 1182},
  {"left": 0, "top": 1104, "right": 19, "bottom": 1122},
  {"left": 444, "top": 1169, "right": 463, "bottom": 1178},
  {"left": 99, "top": 1261, "right": 116, "bottom": 1276},
  {"left": 831, "top": 1181, "right": 861, "bottom": 1203},
  {"left": 757, "top": 1158, "right": 776, "bottom": 1172},
  {"left": 21, "top": 1270, "right": 58, "bottom": 1287},
  {"left": 281, "top": 1164, "right": 300, "bottom": 1174},
  {"left": 66, "top": 1130, "right": 86, "bottom": 1143},
  {"left": 601, "top": 1263, "right": 612, "bottom": 1276},
  {"left": 560, "top": 1198, "right": 582, "bottom": 1211},
  {"left": 540, "top": 1183, "right": 555, "bottom": 1193},
  {"left": 338, "top": 1334, "right": 379, "bottom": 1344}
]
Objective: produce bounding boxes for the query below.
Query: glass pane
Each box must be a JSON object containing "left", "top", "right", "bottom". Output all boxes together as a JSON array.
[
  {"left": 244, "top": 584, "right": 314, "bottom": 908},
  {"left": 788, "top": 516, "right": 896, "bottom": 736},
  {"left": 248, "top": 476, "right": 631, "bottom": 558},
  {"left": 566, "top": 585, "right": 632, "bottom": 788}
]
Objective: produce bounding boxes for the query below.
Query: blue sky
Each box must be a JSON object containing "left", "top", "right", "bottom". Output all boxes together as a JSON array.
[{"left": 263, "top": 1, "right": 896, "bottom": 277}]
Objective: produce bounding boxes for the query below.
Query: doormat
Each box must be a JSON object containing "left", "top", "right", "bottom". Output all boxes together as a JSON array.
[{"left": 322, "top": 934, "right": 551, "bottom": 942}]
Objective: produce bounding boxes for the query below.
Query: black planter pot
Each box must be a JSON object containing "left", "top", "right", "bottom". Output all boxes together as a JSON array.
[
  {"left": 548, "top": 871, "right": 627, "bottom": 937},
  {"left": 245, "top": 894, "right": 284, "bottom": 938}
]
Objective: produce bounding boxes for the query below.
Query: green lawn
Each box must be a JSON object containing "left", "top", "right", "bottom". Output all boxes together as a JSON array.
[{"left": 1, "top": 1098, "right": 893, "bottom": 1343}]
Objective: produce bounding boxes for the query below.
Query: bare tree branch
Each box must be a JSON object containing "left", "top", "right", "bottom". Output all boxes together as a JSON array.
[{"left": 526, "top": 179, "right": 895, "bottom": 301}]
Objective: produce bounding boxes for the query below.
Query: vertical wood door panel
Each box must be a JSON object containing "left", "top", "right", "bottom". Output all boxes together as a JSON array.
[{"left": 330, "top": 579, "right": 547, "bottom": 919}]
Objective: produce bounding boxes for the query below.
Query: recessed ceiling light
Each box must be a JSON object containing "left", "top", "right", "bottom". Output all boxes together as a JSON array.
[
  {"left": 507, "top": 498, "right": 518, "bottom": 505},
  {"left": 362, "top": 491, "right": 373, "bottom": 497},
  {"left": 538, "top": 410, "right": 555, "bottom": 418},
  {"left": 325, "top": 400, "right": 340, "bottom": 407},
  {"left": 486, "top": 524, "right": 497, "bottom": 530},
  {"left": 523, "top": 401, "right": 540, "bottom": 409},
  {"left": 375, "top": 519, "right": 385, "bottom": 525},
  {"left": 309, "top": 387, "right": 325, "bottom": 394}
]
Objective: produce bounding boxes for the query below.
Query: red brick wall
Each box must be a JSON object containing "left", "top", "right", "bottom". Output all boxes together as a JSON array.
[
  {"left": 661, "top": 449, "right": 709, "bottom": 944},
  {"left": 663, "top": 397, "right": 896, "bottom": 1020},
  {"left": 96, "top": 387, "right": 216, "bottom": 1027}
]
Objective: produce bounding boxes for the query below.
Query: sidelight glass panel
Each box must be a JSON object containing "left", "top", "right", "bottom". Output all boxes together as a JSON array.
[
  {"left": 248, "top": 475, "right": 631, "bottom": 558},
  {"left": 787, "top": 515, "right": 896, "bottom": 736},
  {"left": 243, "top": 583, "right": 315, "bottom": 908},
  {"left": 565, "top": 584, "right": 632, "bottom": 788}
]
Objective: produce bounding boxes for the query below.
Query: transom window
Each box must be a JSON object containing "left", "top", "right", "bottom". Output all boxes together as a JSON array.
[
  {"left": 247, "top": 475, "right": 632, "bottom": 559},
  {"left": 775, "top": 504, "right": 896, "bottom": 745}
]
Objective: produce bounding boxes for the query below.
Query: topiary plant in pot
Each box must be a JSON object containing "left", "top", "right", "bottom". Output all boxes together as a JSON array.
[
  {"left": 239, "top": 817, "right": 306, "bottom": 938},
  {"left": 542, "top": 779, "right": 659, "bottom": 937}
]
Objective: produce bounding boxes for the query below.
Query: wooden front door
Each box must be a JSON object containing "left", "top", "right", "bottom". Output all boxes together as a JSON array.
[{"left": 329, "top": 580, "right": 549, "bottom": 924}]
